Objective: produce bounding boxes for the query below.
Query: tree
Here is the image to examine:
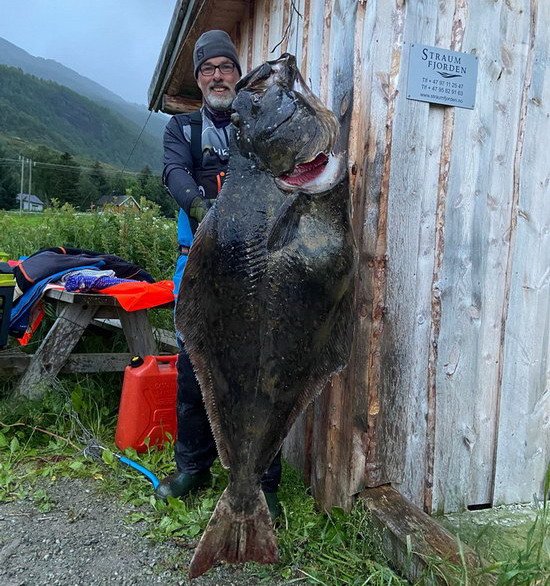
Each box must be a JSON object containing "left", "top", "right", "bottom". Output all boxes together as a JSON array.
[
  {"left": 0, "top": 147, "right": 17, "bottom": 210},
  {"left": 56, "top": 152, "right": 81, "bottom": 207},
  {"left": 134, "top": 165, "right": 176, "bottom": 217},
  {"left": 78, "top": 172, "right": 100, "bottom": 210},
  {"left": 89, "top": 161, "right": 110, "bottom": 198}
]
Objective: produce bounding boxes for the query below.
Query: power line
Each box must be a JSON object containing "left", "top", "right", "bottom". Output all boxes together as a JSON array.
[
  {"left": 120, "top": 110, "right": 154, "bottom": 176},
  {"left": 0, "top": 157, "right": 138, "bottom": 174},
  {"left": 0, "top": 158, "right": 161, "bottom": 177}
]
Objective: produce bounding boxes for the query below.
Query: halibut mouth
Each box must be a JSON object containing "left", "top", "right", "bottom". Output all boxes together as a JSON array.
[
  {"left": 233, "top": 53, "right": 343, "bottom": 192},
  {"left": 276, "top": 150, "right": 343, "bottom": 193},
  {"left": 280, "top": 152, "right": 329, "bottom": 186}
]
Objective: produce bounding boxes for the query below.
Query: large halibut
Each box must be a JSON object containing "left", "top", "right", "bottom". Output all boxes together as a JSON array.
[{"left": 177, "top": 53, "right": 357, "bottom": 578}]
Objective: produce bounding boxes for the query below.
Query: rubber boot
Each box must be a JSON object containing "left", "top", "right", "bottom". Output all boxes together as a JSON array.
[
  {"left": 154, "top": 470, "right": 212, "bottom": 500},
  {"left": 263, "top": 491, "right": 282, "bottom": 522}
]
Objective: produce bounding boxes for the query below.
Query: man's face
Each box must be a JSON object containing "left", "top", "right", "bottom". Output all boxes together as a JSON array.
[{"left": 196, "top": 56, "right": 240, "bottom": 111}]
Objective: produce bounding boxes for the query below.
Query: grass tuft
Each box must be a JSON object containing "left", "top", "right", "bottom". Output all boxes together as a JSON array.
[{"left": 2, "top": 207, "right": 548, "bottom": 585}]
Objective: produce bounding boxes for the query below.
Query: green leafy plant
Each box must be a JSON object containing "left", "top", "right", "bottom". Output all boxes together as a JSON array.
[
  {"left": 1, "top": 208, "right": 548, "bottom": 585},
  {"left": 0, "top": 202, "right": 177, "bottom": 282}
]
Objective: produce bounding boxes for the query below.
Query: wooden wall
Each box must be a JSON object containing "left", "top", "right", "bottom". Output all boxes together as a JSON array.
[{"left": 231, "top": 0, "right": 549, "bottom": 513}]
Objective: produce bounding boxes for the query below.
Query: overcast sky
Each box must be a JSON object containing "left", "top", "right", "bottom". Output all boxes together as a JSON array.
[{"left": 0, "top": 0, "right": 177, "bottom": 105}]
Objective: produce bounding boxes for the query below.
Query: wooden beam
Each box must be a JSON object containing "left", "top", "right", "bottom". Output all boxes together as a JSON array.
[
  {"left": 117, "top": 309, "right": 158, "bottom": 357},
  {"left": 0, "top": 350, "right": 30, "bottom": 376},
  {"left": 62, "top": 353, "right": 132, "bottom": 373},
  {"left": 162, "top": 94, "right": 203, "bottom": 114},
  {"left": 148, "top": 0, "right": 197, "bottom": 110},
  {"left": 92, "top": 318, "right": 179, "bottom": 353},
  {"left": 361, "top": 485, "right": 495, "bottom": 584},
  {"left": 15, "top": 304, "right": 98, "bottom": 398},
  {"left": 45, "top": 288, "right": 120, "bottom": 306},
  {"left": 2, "top": 352, "right": 133, "bottom": 375}
]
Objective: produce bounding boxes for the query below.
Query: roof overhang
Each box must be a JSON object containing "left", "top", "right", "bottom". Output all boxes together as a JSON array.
[{"left": 148, "top": 0, "right": 249, "bottom": 114}]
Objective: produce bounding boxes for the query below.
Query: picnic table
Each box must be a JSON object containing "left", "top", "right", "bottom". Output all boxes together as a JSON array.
[{"left": 6, "top": 288, "right": 176, "bottom": 399}]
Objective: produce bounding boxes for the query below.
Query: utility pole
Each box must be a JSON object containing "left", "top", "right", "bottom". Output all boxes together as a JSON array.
[
  {"left": 19, "top": 156, "right": 25, "bottom": 214},
  {"left": 28, "top": 158, "right": 33, "bottom": 198}
]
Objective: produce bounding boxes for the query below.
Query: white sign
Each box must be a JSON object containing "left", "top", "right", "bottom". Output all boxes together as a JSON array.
[{"left": 406, "top": 43, "right": 478, "bottom": 109}]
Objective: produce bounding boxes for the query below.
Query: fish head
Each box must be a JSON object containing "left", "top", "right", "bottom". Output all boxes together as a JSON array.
[{"left": 232, "top": 53, "right": 343, "bottom": 193}]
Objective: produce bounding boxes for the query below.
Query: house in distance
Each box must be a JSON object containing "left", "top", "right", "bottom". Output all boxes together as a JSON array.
[{"left": 16, "top": 193, "right": 45, "bottom": 212}]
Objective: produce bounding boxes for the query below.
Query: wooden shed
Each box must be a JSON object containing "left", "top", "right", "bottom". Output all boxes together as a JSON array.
[{"left": 149, "top": 0, "right": 549, "bottom": 515}]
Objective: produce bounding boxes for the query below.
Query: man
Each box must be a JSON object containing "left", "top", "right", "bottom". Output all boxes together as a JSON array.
[{"left": 155, "top": 30, "right": 282, "bottom": 520}]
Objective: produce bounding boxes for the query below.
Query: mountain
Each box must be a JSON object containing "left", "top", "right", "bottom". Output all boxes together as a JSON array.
[
  {"left": 0, "top": 36, "right": 168, "bottom": 142},
  {"left": 0, "top": 65, "right": 162, "bottom": 171}
]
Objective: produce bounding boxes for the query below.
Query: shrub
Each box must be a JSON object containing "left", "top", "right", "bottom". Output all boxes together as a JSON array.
[{"left": 1, "top": 199, "right": 177, "bottom": 281}]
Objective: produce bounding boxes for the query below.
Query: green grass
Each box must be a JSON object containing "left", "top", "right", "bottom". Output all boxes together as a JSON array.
[
  {"left": 1, "top": 377, "right": 548, "bottom": 585},
  {"left": 1, "top": 202, "right": 177, "bottom": 331},
  {"left": 2, "top": 206, "right": 548, "bottom": 585},
  {"left": 0, "top": 379, "right": 405, "bottom": 585},
  {"left": 440, "top": 486, "right": 550, "bottom": 586},
  {"left": 0, "top": 202, "right": 177, "bottom": 282},
  {"left": 3, "top": 211, "right": 43, "bottom": 228}
]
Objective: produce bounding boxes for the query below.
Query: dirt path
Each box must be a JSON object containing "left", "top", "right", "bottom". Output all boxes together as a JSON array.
[{"left": 0, "top": 478, "right": 283, "bottom": 586}]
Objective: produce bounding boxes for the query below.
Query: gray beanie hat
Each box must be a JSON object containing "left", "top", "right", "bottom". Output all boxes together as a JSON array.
[{"left": 193, "top": 30, "right": 242, "bottom": 77}]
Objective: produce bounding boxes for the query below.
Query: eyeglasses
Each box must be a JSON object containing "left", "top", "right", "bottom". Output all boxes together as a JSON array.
[{"left": 199, "top": 62, "right": 236, "bottom": 77}]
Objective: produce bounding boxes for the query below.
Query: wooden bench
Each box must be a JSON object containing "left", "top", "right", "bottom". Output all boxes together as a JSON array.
[{"left": 10, "top": 288, "right": 176, "bottom": 399}]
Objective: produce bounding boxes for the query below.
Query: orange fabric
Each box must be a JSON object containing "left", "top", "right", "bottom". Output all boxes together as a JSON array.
[
  {"left": 19, "top": 302, "right": 45, "bottom": 346},
  {"left": 100, "top": 280, "right": 175, "bottom": 311}
]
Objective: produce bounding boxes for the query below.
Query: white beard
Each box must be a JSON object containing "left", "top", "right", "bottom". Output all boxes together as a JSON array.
[{"left": 204, "top": 91, "right": 235, "bottom": 111}]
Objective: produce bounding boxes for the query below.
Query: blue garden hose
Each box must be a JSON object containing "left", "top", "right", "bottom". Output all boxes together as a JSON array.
[
  {"left": 84, "top": 443, "right": 160, "bottom": 490},
  {"left": 118, "top": 455, "right": 160, "bottom": 489}
]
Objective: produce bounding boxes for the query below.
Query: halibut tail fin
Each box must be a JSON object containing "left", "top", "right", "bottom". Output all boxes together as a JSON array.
[{"left": 189, "top": 487, "right": 278, "bottom": 579}]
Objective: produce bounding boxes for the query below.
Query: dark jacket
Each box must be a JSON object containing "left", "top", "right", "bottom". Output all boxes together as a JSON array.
[
  {"left": 163, "top": 107, "right": 231, "bottom": 224},
  {"left": 163, "top": 106, "right": 232, "bottom": 292}
]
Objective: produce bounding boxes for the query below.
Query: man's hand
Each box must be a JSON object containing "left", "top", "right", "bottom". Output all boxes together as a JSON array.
[{"left": 189, "top": 197, "right": 215, "bottom": 223}]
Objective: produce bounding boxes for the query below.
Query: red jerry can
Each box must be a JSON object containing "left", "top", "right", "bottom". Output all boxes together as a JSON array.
[{"left": 115, "top": 355, "right": 178, "bottom": 453}]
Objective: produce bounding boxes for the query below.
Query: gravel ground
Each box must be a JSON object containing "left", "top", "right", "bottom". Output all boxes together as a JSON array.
[{"left": 0, "top": 478, "right": 285, "bottom": 586}]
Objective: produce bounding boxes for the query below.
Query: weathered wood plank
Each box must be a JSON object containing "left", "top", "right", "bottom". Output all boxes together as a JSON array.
[
  {"left": 420, "top": 0, "right": 458, "bottom": 514},
  {"left": 432, "top": 0, "right": 532, "bottom": 512},
  {"left": 266, "top": 0, "right": 284, "bottom": 59},
  {"left": 286, "top": 0, "right": 305, "bottom": 65},
  {"left": 45, "top": 289, "right": 120, "bottom": 306},
  {"left": 250, "top": 0, "right": 267, "bottom": 64},
  {"left": 494, "top": 0, "right": 550, "bottom": 505},
  {"left": 283, "top": 408, "right": 310, "bottom": 482},
  {"left": 342, "top": 0, "right": 371, "bottom": 500},
  {"left": 299, "top": 0, "right": 310, "bottom": 76},
  {"left": 0, "top": 349, "right": 30, "bottom": 376},
  {"left": 117, "top": 309, "right": 158, "bottom": 357},
  {"left": 369, "top": 0, "right": 446, "bottom": 510},
  {"left": 0, "top": 352, "right": 133, "bottom": 374},
  {"left": 62, "top": 353, "right": 133, "bottom": 373},
  {"left": 162, "top": 94, "right": 202, "bottom": 114},
  {"left": 295, "top": 0, "right": 357, "bottom": 511},
  {"left": 279, "top": 0, "right": 291, "bottom": 55},
  {"left": 92, "top": 318, "right": 179, "bottom": 353},
  {"left": 302, "top": 0, "right": 325, "bottom": 95},
  {"left": 15, "top": 304, "right": 97, "bottom": 398},
  {"left": 361, "top": 485, "right": 494, "bottom": 584},
  {"left": 344, "top": 0, "right": 407, "bottom": 496},
  {"left": 237, "top": 0, "right": 254, "bottom": 72}
]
